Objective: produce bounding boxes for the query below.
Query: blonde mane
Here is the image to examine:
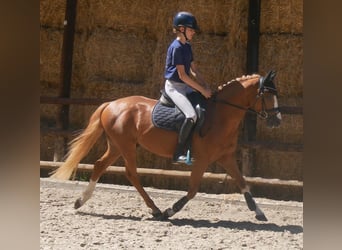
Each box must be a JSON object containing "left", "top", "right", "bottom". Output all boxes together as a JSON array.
[{"left": 217, "top": 74, "right": 260, "bottom": 91}]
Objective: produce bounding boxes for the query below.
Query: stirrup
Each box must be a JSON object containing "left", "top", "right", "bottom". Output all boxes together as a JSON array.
[{"left": 175, "top": 150, "right": 194, "bottom": 165}]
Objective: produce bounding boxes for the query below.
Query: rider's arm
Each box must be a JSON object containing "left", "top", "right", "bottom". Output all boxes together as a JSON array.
[
  {"left": 176, "top": 64, "right": 211, "bottom": 98},
  {"left": 190, "top": 62, "right": 209, "bottom": 88}
]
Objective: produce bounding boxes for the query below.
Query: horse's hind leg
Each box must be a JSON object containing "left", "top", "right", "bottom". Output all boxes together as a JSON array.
[
  {"left": 217, "top": 154, "right": 268, "bottom": 221},
  {"left": 74, "top": 142, "right": 120, "bottom": 209},
  {"left": 120, "top": 145, "right": 162, "bottom": 219}
]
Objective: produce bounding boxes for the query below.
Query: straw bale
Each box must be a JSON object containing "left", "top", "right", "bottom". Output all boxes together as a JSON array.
[
  {"left": 76, "top": 0, "right": 159, "bottom": 36},
  {"left": 40, "top": 134, "right": 57, "bottom": 160},
  {"left": 257, "top": 114, "right": 303, "bottom": 144},
  {"left": 260, "top": 0, "right": 303, "bottom": 34},
  {"left": 40, "top": 101, "right": 60, "bottom": 128},
  {"left": 179, "top": 0, "right": 248, "bottom": 35},
  {"left": 77, "top": 28, "right": 155, "bottom": 86},
  {"left": 67, "top": 105, "right": 94, "bottom": 130},
  {"left": 152, "top": 3, "right": 178, "bottom": 34},
  {"left": 136, "top": 147, "right": 171, "bottom": 170},
  {"left": 147, "top": 44, "right": 169, "bottom": 97},
  {"left": 255, "top": 150, "right": 303, "bottom": 181},
  {"left": 256, "top": 96, "right": 303, "bottom": 142},
  {"left": 259, "top": 34, "right": 303, "bottom": 97},
  {"left": 190, "top": 26, "right": 249, "bottom": 85},
  {"left": 40, "top": 80, "right": 60, "bottom": 96},
  {"left": 40, "top": 0, "right": 66, "bottom": 28},
  {"left": 40, "top": 29, "right": 63, "bottom": 84},
  {"left": 40, "top": 103, "right": 60, "bottom": 129}
]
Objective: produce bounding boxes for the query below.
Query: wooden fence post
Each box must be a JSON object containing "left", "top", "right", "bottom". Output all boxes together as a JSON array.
[
  {"left": 54, "top": 0, "right": 77, "bottom": 161},
  {"left": 242, "top": 0, "right": 261, "bottom": 176}
]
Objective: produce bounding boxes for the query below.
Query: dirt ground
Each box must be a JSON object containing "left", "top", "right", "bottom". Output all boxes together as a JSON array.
[{"left": 40, "top": 178, "right": 303, "bottom": 250}]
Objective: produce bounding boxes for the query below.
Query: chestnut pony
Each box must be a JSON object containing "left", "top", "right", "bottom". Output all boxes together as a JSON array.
[{"left": 51, "top": 70, "right": 281, "bottom": 221}]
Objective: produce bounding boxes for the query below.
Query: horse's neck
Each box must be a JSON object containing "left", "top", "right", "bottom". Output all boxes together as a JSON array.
[
  {"left": 240, "top": 76, "right": 260, "bottom": 104},
  {"left": 221, "top": 76, "right": 259, "bottom": 106},
  {"left": 215, "top": 77, "right": 258, "bottom": 106},
  {"left": 205, "top": 76, "right": 260, "bottom": 135}
]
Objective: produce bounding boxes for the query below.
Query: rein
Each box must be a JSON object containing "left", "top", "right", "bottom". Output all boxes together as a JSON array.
[{"left": 212, "top": 90, "right": 280, "bottom": 120}]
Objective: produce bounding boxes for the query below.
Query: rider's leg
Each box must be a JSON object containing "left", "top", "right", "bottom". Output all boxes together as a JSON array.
[
  {"left": 165, "top": 80, "right": 197, "bottom": 163},
  {"left": 173, "top": 118, "right": 195, "bottom": 162}
]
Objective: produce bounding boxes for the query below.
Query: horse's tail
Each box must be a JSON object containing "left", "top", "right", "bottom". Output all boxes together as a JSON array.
[{"left": 50, "top": 102, "right": 110, "bottom": 180}]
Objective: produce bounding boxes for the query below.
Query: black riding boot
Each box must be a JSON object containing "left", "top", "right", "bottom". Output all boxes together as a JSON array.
[{"left": 173, "top": 118, "right": 195, "bottom": 163}]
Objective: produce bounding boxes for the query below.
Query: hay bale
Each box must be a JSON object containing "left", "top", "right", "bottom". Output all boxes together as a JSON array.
[
  {"left": 40, "top": 28, "right": 63, "bottom": 129},
  {"left": 190, "top": 31, "right": 249, "bottom": 85},
  {"left": 136, "top": 147, "right": 171, "bottom": 170},
  {"left": 75, "top": 28, "right": 155, "bottom": 85},
  {"left": 40, "top": 29, "right": 63, "bottom": 84},
  {"left": 179, "top": 0, "right": 248, "bottom": 35},
  {"left": 255, "top": 150, "right": 303, "bottom": 180},
  {"left": 260, "top": 0, "right": 303, "bottom": 34},
  {"left": 257, "top": 114, "right": 303, "bottom": 144},
  {"left": 259, "top": 34, "right": 303, "bottom": 97},
  {"left": 147, "top": 31, "right": 173, "bottom": 96},
  {"left": 75, "top": 0, "right": 248, "bottom": 37},
  {"left": 78, "top": 81, "right": 155, "bottom": 100},
  {"left": 76, "top": 0, "right": 159, "bottom": 36},
  {"left": 72, "top": 0, "right": 252, "bottom": 100},
  {"left": 40, "top": 134, "right": 57, "bottom": 161},
  {"left": 259, "top": 0, "right": 303, "bottom": 97},
  {"left": 257, "top": 96, "right": 303, "bottom": 143},
  {"left": 40, "top": 103, "right": 60, "bottom": 127},
  {"left": 40, "top": 0, "right": 66, "bottom": 28}
]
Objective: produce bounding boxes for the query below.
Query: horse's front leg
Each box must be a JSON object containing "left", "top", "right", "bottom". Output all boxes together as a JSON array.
[
  {"left": 162, "top": 163, "right": 207, "bottom": 220},
  {"left": 217, "top": 153, "right": 267, "bottom": 221}
]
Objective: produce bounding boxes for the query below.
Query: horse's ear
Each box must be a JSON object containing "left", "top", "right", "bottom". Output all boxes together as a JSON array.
[
  {"left": 262, "top": 70, "right": 276, "bottom": 85},
  {"left": 270, "top": 70, "right": 276, "bottom": 81},
  {"left": 259, "top": 70, "right": 276, "bottom": 94}
]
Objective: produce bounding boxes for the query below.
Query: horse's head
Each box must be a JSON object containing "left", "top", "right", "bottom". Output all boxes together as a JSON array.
[
  {"left": 255, "top": 70, "right": 282, "bottom": 128},
  {"left": 212, "top": 70, "right": 281, "bottom": 128}
]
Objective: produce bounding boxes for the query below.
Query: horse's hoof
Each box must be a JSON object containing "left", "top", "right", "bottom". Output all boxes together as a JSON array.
[
  {"left": 256, "top": 214, "right": 268, "bottom": 221},
  {"left": 164, "top": 208, "right": 175, "bottom": 217},
  {"left": 74, "top": 198, "right": 82, "bottom": 209},
  {"left": 158, "top": 208, "right": 175, "bottom": 221},
  {"left": 160, "top": 211, "right": 170, "bottom": 221},
  {"left": 152, "top": 210, "right": 163, "bottom": 220},
  {"left": 151, "top": 209, "right": 172, "bottom": 221}
]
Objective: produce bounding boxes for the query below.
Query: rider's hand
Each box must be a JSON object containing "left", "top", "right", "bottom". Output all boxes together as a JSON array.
[{"left": 202, "top": 88, "right": 212, "bottom": 99}]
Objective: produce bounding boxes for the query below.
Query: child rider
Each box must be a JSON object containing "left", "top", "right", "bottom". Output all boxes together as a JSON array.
[{"left": 164, "top": 11, "right": 212, "bottom": 163}]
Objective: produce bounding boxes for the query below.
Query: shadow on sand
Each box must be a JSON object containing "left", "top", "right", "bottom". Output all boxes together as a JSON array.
[
  {"left": 168, "top": 218, "right": 302, "bottom": 234},
  {"left": 76, "top": 211, "right": 302, "bottom": 234}
]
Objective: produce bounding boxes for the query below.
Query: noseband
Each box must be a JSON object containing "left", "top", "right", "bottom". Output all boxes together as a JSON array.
[{"left": 253, "top": 93, "right": 281, "bottom": 120}]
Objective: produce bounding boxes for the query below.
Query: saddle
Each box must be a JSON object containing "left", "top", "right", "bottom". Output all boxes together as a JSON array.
[{"left": 152, "top": 90, "right": 206, "bottom": 133}]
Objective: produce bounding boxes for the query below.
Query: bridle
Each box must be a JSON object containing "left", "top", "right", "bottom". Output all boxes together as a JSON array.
[{"left": 213, "top": 78, "right": 281, "bottom": 120}]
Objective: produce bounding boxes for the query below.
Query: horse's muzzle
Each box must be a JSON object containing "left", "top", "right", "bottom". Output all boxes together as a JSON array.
[{"left": 266, "top": 114, "right": 281, "bottom": 128}]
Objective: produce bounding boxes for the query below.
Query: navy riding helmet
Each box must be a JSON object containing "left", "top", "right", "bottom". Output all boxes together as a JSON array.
[{"left": 173, "top": 11, "right": 200, "bottom": 31}]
